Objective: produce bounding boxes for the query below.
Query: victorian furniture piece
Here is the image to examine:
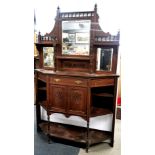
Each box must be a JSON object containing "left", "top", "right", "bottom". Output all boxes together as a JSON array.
[{"left": 35, "top": 4, "right": 120, "bottom": 152}]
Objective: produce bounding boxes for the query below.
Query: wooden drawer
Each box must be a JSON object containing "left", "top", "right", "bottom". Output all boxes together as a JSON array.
[
  {"left": 50, "top": 77, "right": 88, "bottom": 87},
  {"left": 38, "top": 73, "right": 47, "bottom": 82},
  {"left": 90, "top": 78, "right": 114, "bottom": 87}
]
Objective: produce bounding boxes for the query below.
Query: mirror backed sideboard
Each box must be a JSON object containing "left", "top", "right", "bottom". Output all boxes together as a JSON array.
[{"left": 35, "top": 4, "right": 120, "bottom": 152}]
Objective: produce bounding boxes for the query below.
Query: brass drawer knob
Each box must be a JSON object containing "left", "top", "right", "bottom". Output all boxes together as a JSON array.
[
  {"left": 75, "top": 80, "right": 82, "bottom": 84},
  {"left": 54, "top": 78, "right": 61, "bottom": 82}
]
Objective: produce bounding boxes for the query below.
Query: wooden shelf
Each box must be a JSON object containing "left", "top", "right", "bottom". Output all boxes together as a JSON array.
[
  {"left": 93, "top": 41, "right": 119, "bottom": 46},
  {"left": 39, "top": 101, "right": 48, "bottom": 111},
  {"left": 91, "top": 107, "right": 112, "bottom": 117},
  {"left": 38, "top": 87, "right": 46, "bottom": 91},
  {"left": 56, "top": 56, "right": 90, "bottom": 61},
  {"left": 35, "top": 42, "right": 58, "bottom": 46},
  {"left": 92, "top": 93, "right": 113, "bottom": 97},
  {"left": 39, "top": 122, "right": 111, "bottom": 145}
]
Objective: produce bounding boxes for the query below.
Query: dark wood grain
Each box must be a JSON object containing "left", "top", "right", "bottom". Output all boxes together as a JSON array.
[
  {"left": 39, "top": 122, "right": 111, "bottom": 145},
  {"left": 35, "top": 4, "right": 120, "bottom": 152},
  {"left": 35, "top": 4, "right": 119, "bottom": 74}
]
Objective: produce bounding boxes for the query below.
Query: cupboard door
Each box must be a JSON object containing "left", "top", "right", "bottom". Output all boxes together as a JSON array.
[
  {"left": 68, "top": 87, "right": 87, "bottom": 116},
  {"left": 49, "top": 85, "right": 67, "bottom": 113}
]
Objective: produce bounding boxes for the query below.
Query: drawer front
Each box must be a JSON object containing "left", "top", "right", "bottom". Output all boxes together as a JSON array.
[
  {"left": 90, "top": 78, "right": 114, "bottom": 87},
  {"left": 38, "top": 73, "right": 47, "bottom": 82},
  {"left": 50, "top": 77, "right": 88, "bottom": 87}
]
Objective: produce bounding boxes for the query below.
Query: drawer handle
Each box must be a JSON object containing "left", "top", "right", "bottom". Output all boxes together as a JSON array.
[
  {"left": 75, "top": 80, "right": 82, "bottom": 84},
  {"left": 54, "top": 79, "right": 61, "bottom": 82}
]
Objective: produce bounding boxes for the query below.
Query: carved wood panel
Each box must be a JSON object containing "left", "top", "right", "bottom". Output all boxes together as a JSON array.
[
  {"left": 49, "top": 85, "right": 67, "bottom": 112},
  {"left": 62, "top": 60, "right": 89, "bottom": 72},
  {"left": 68, "top": 87, "right": 87, "bottom": 116}
]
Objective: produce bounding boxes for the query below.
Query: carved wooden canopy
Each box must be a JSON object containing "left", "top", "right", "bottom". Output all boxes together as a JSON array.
[{"left": 37, "top": 4, "right": 120, "bottom": 46}]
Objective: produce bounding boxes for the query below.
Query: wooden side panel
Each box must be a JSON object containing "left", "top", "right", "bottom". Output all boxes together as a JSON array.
[{"left": 38, "top": 73, "right": 47, "bottom": 82}]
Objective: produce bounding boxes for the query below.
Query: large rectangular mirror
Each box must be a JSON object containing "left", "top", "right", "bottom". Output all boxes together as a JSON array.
[
  {"left": 96, "top": 48, "right": 113, "bottom": 71},
  {"left": 43, "top": 47, "right": 54, "bottom": 67},
  {"left": 62, "top": 20, "right": 91, "bottom": 55}
]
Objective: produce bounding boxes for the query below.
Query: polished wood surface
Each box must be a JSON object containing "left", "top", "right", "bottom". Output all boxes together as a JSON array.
[
  {"left": 39, "top": 122, "right": 111, "bottom": 145},
  {"left": 35, "top": 4, "right": 119, "bottom": 153},
  {"left": 35, "top": 4, "right": 119, "bottom": 74},
  {"left": 36, "top": 69, "right": 119, "bottom": 78}
]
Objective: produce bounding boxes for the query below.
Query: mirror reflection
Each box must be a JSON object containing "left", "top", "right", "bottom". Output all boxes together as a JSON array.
[
  {"left": 43, "top": 47, "right": 54, "bottom": 67},
  {"left": 96, "top": 48, "right": 113, "bottom": 71},
  {"left": 62, "top": 20, "right": 90, "bottom": 55}
]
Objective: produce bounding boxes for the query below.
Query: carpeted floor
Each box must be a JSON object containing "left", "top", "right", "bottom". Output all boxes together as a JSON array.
[
  {"left": 34, "top": 110, "right": 80, "bottom": 155},
  {"left": 34, "top": 132, "right": 80, "bottom": 155}
]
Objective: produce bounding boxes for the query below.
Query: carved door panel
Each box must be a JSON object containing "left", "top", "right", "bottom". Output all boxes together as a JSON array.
[
  {"left": 49, "top": 85, "right": 67, "bottom": 113},
  {"left": 68, "top": 87, "right": 87, "bottom": 116}
]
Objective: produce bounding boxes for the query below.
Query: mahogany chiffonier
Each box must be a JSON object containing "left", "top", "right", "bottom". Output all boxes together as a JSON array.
[{"left": 35, "top": 4, "right": 120, "bottom": 152}]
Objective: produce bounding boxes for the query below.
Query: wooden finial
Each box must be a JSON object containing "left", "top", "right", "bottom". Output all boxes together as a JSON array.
[
  {"left": 117, "top": 30, "right": 120, "bottom": 40},
  {"left": 94, "top": 4, "right": 97, "bottom": 12},
  {"left": 34, "top": 10, "right": 36, "bottom": 25},
  {"left": 57, "top": 6, "right": 60, "bottom": 14}
]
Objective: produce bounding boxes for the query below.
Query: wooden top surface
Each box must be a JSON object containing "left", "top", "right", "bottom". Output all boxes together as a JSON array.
[{"left": 35, "top": 69, "right": 119, "bottom": 78}]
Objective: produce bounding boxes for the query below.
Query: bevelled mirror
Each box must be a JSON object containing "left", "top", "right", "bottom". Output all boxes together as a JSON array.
[
  {"left": 43, "top": 47, "right": 54, "bottom": 67},
  {"left": 62, "top": 20, "right": 91, "bottom": 55},
  {"left": 96, "top": 48, "right": 113, "bottom": 71}
]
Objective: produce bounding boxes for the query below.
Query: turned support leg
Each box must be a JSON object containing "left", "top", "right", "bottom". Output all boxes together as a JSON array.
[
  {"left": 47, "top": 114, "right": 51, "bottom": 144},
  {"left": 86, "top": 121, "right": 90, "bottom": 153},
  {"left": 36, "top": 104, "right": 41, "bottom": 132},
  {"left": 110, "top": 139, "right": 114, "bottom": 147}
]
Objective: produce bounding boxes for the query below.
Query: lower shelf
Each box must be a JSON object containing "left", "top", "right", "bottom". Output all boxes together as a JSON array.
[
  {"left": 39, "top": 101, "right": 48, "bottom": 111},
  {"left": 39, "top": 122, "right": 111, "bottom": 145},
  {"left": 91, "top": 107, "right": 112, "bottom": 117}
]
